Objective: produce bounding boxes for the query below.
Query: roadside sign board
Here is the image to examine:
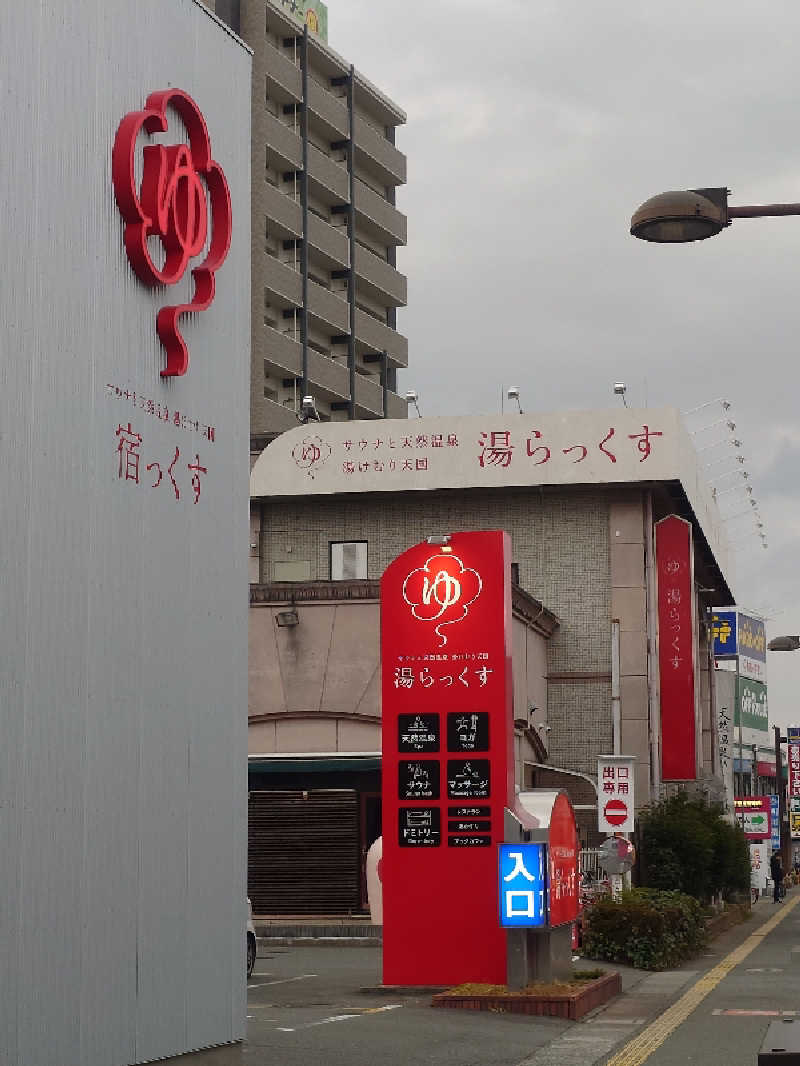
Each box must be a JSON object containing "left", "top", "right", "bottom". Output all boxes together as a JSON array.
[
  {"left": 791, "top": 797, "right": 800, "bottom": 840},
  {"left": 711, "top": 608, "right": 767, "bottom": 682},
  {"left": 597, "top": 756, "right": 635, "bottom": 833},
  {"left": 712, "top": 609, "right": 738, "bottom": 658},
  {"left": 737, "top": 612, "right": 767, "bottom": 683},
  {"left": 734, "top": 796, "right": 771, "bottom": 840},
  {"left": 750, "top": 842, "right": 769, "bottom": 892},
  {"left": 770, "top": 795, "right": 781, "bottom": 851},
  {"left": 789, "top": 744, "right": 800, "bottom": 800},
  {"left": 788, "top": 726, "right": 800, "bottom": 744},
  {"left": 498, "top": 844, "right": 547, "bottom": 928}
]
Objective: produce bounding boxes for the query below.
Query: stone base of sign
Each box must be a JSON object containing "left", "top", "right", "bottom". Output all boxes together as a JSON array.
[{"left": 431, "top": 971, "right": 621, "bottom": 1020}]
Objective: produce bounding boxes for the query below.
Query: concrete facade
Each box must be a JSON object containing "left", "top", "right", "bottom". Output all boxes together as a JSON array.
[
  {"left": 252, "top": 488, "right": 621, "bottom": 783},
  {"left": 249, "top": 579, "right": 557, "bottom": 783},
  {"left": 250, "top": 476, "right": 732, "bottom": 823},
  {"left": 1, "top": 2, "right": 251, "bottom": 1062},
  {"left": 209, "top": 0, "right": 408, "bottom": 438}
]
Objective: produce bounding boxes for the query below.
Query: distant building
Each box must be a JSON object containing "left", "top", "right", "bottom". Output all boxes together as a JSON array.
[
  {"left": 211, "top": 0, "right": 408, "bottom": 444},
  {"left": 247, "top": 407, "right": 736, "bottom": 914}
]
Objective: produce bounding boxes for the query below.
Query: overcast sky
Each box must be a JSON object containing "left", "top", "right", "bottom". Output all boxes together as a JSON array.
[{"left": 329, "top": 0, "right": 800, "bottom": 726}]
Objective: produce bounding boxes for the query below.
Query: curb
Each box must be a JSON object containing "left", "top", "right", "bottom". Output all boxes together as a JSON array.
[{"left": 258, "top": 936, "right": 380, "bottom": 950}]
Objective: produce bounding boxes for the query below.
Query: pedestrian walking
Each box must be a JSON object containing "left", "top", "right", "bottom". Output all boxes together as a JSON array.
[{"left": 770, "top": 851, "right": 784, "bottom": 903}]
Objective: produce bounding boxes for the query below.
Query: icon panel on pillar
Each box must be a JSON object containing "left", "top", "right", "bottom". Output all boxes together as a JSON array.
[
  {"left": 399, "top": 807, "right": 441, "bottom": 847},
  {"left": 398, "top": 760, "right": 440, "bottom": 800},
  {"left": 447, "top": 759, "right": 490, "bottom": 799},
  {"left": 447, "top": 711, "right": 489, "bottom": 752},
  {"left": 398, "top": 713, "right": 440, "bottom": 753}
]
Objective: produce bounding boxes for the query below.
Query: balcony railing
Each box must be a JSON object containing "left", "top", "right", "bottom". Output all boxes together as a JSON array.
[
  {"left": 353, "top": 116, "right": 406, "bottom": 185},
  {"left": 263, "top": 40, "right": 302, "bottom": 101},
  {"left": 354, "top": 178, "right": 407, "bottom": 246},
  {"left": 354, "top": 244, "right": 406, "bottom": 307},
  {"left": 263, "top": 111, "right": 302, "bottom": 171},
  {"left": 354, "top": 309, "right": 408, "bottom": 368}
]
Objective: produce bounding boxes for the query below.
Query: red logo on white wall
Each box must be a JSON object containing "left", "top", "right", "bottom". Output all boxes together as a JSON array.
[
  {"left": 112, "top": 90, "right": 232, "bottom": 377},
  {"left": 402, "top": 554, "right": 482, "bottom": 646}
]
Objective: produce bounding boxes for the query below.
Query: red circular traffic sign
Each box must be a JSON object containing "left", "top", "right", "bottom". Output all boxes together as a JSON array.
[{"left": 604, "top": 799, "right": 629, "bottom": 827}]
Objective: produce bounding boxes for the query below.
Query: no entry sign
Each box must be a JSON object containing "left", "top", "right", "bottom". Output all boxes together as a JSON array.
[
  {"left": 597, "top": 756, "right": 636, "bottom": 833},
  {"left": 603, "top": 799, "right": 629, "bottom": 827}
]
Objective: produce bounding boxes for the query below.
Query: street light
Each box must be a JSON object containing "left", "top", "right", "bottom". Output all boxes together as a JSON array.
[
  {"left": 768, "top": 635, "right": 800, "bottom": 651},
  {"left": 631, "top": 186, "right": 800, "bottom": 244}
]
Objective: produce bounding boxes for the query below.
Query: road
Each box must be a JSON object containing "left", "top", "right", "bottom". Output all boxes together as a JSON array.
[{"left": 170, "top": 892, "right": 800, "bottom": 1066}]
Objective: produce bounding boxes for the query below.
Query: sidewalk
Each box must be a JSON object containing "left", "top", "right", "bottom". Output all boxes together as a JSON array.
[{"left": 514, "top": 891, "right": 797, "bottom": 1066}]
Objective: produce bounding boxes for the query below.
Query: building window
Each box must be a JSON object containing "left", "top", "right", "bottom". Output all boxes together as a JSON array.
[{"left": 330, "top": 541, "right": 367, "bottom": 580}]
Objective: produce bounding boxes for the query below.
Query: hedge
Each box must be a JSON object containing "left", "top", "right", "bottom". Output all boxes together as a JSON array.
[{"left": 582, "top": 888, "right": 707, "bottom": 970}]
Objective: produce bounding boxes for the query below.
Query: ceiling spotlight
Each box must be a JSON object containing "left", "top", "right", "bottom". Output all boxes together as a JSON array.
[
  {"left": 405, "top": 389, "right": 421, "bottom": 417},
  {"left": 300, "top": 394, "right": 319, "bottom": 422},
  {"left": 507, "top": 386, "right": 523, "bottom": 414}
]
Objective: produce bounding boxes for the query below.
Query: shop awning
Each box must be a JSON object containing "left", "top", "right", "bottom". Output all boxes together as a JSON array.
[{"left": 248, "top": 754, "right": 381, "bottom": 775}]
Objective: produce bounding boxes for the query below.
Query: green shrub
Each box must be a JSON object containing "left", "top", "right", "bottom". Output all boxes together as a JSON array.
[
  {"left": 582, "top": 888, "right": 707, "bottom": 970},
  {"left": 638, "top": 792, "right": 750, "bottom": 901}
]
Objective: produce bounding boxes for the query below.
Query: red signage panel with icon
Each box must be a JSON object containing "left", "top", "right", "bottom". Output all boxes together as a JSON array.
[
  {"left": 547, "top": 792, "right": 580, "bottom": 927},
  {"left": 381, "top": 531, "right": 514, "bottom": 986},
  {"left": 655, "top": 516, "right": 697, "bottom": 781}
]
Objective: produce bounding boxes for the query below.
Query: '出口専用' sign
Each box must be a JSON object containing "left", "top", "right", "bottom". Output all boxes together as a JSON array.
[
  {"left": 112, "top": 89, "right": 232, "bottom": 377},
  {"left": 381, "top": 531, "right": 514, "bottom": 986}
]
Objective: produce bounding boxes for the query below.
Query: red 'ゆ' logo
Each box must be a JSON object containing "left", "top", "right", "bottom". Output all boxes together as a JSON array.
[
  {"left": 402, "top": 553, "right": 482, "bottom": 647},
  {"left": 112, "top": 90, "right": 232, "bottom": 377}
]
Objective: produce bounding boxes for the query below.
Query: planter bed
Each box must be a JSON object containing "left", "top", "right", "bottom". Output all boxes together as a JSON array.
[
  {"left": 705, "top": 903, "right": 750, "bottom": 940},
  {"left": 431, "top": 970, "right": 621, "bottom": 1020}
]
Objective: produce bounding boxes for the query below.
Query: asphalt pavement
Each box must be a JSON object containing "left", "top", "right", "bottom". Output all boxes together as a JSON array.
[{"left": 164, "top": 890, "right": 800, "bottom": 1066}]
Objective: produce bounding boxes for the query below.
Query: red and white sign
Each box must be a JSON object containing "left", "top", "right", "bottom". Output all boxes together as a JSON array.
[
  {"left": 656, "top": 516, "right": 697, "bottom": 781},
  {"left": 734, "top": 796, "right": 772, "bottom": 840},
  {"left": 112, "top": 89, "right": 232, "bottom": 377},
  {"left": 788, "top": 744, "right": 800, "bottom": 799},
  {"left": 381, "top": 531, "right": 514, "bottom": 987},
  {"left": 597, "top": 756, "right": 635, "bottom": 833},
  {"left": 548, "top": 793, "right": 580, "bottom": 926}
]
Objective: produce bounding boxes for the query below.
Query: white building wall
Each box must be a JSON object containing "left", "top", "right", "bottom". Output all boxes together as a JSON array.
[{"left": 0, "top": 3, "right": 251, "bottom": 1064}]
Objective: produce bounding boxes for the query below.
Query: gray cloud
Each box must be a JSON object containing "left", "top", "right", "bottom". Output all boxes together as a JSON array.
[{"left": 330, "top": 0, "right": 800, "bottom": 717}]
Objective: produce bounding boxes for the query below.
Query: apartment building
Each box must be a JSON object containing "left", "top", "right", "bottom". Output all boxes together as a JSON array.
[{"left": 211, "top": 0, "right": 409, "bottom": 443}]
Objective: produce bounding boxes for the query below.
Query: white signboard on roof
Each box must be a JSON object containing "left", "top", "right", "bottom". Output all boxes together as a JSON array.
[{"left": 250, "top": 407, "right": 730, "bottom": 580}]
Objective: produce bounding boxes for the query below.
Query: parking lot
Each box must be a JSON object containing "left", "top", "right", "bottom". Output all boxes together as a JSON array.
[{"left": 180, "top": 944, "right": 568, "bottom": 1066}]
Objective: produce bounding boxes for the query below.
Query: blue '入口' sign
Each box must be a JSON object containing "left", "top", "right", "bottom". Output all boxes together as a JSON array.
[{"left": 498, "top": 843, "right": 547, "bottom": 928}]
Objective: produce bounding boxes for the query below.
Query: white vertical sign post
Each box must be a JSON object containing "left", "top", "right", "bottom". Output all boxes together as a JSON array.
[
  {"left": 597, "top": 756, "right": 636, "bottom": 834},
  {"left": 597, "top": 756, "right": 636, "bottom": 897},
  {"left": 717, "top": 703, "right": 735, "bottom": 815}
]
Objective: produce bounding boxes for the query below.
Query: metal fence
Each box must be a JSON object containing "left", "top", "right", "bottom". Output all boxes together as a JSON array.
[{"left": 580, "top": 848, "right": 605, "bottom": 881}]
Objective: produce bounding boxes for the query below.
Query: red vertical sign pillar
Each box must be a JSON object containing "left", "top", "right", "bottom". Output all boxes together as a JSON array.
[
  {"left": 381, "top": 531, "right": 514, "bottom": 986},
  {"left": 655, "top": 515, "right": 698, "bottom": 781}
]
